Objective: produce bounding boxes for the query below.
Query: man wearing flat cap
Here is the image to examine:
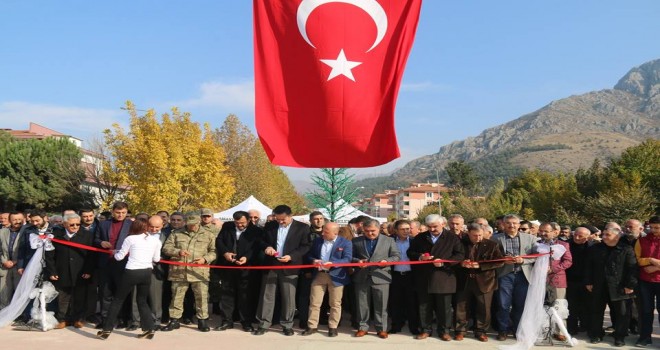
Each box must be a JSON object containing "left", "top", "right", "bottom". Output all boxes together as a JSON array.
[{"left": 161, "top": 213, "right": 217, "bottom": 332}]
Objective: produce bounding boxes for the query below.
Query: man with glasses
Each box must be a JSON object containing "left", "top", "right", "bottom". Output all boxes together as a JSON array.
[
  {"left": 248, "top": 209, "right": 262, "bottom": 227},
  {"left": 518, "top": 221, "right": 531, "bottom": 234},
  {"left": 46, "top": 213, "right": 94, "bottom": 329}
]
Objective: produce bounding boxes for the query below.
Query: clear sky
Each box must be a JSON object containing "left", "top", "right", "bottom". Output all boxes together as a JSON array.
[{"left": 1, "top": 1, "right": 659, "bottom": 181}]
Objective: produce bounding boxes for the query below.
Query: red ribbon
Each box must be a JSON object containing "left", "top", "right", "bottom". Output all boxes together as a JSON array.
[{"left": 50, "top": 237, "right": 548, "bottom": 270}]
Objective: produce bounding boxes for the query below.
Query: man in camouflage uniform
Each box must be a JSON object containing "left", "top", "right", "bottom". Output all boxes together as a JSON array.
[
  {"left": 161, "top": 214, "right": 217, "bottom": 332},
  {"left": 199, "top": 208, "right": 222, "bottom": 315}
]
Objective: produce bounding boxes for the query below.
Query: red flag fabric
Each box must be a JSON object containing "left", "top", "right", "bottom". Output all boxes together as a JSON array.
[{"left": 253, "top": 0, "right": 422, "bottom": 167}]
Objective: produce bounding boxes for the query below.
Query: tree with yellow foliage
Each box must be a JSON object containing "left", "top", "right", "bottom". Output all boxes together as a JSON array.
[
  {"left": 215, "top": 114, "right": 306, "bottom": 213},
  {"left": 104, "top": 102, "right": 234, "bottom": 213}
]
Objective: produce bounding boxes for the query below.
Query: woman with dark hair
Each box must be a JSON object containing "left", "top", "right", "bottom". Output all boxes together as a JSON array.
[{"left": 97, "top": 218, "right": 162, "bottom": 340}]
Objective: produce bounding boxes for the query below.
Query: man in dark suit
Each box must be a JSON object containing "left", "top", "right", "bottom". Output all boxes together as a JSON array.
[
  {"left": 254, "top": 205, "right": 311, "bottom": 336},
  {"left": 352, "top": 219, "right": 401, "bottom": 339},
  {"left": 93, "top": 201, "right": 132, "bottom": 329},
  {"left": 215, "top": 210, "right": 263, "bottom": 332},
  {"left": 408, "top": 214, "right": 464, "bottom": 341},
  {"left": 301, "top": 222, "right": 352, "bottom": 337},
  {"left": 455, "top": 223, "right": 504, "bottom": 342},
  {"left": 585, "top": 227, "right": 638, "bottom": 347},
  {"left": 45, "top": 213, "right": 95, "bottom": 329},
  {"left": 389, "top": 219, "right": 421, "bottom": 335}
]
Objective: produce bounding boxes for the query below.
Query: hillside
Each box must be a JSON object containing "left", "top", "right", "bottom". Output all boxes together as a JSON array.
[{"left": 357, "top": 58, "right": 660, "bottom": 194}]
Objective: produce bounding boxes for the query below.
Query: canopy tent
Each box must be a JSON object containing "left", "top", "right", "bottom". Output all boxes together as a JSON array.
[
  {"left": 293, "top": 199, "right": 386, "bottom": 225},
  {"left": 214, "top": 195, "right": 272, "bottom": 222}
]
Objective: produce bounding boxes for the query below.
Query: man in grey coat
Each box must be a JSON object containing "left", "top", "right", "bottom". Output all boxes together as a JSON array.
[{"left": 352, "top": 219, "right": 401, "bottom": 339}]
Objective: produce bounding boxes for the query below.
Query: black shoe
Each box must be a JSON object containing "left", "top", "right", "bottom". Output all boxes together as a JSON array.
[
  {"left": 301, "top": 328, "right": 317, "bottom": 336},
  {"left": 197, "top": 319, "right": 210, "bottom": 332},
  {"left": 629, "top": 327, "right": 639, "bottom": 335},
  {"left": 590, "top": 337, "right": 602, "bottom": 344},
  {"left": 97, "top": 331, "right": 111, "bottom": 340},
  {"left": 253, "top": 328, "right": 267, "bottom": 335},
  {"left": 614, "top": 339, "right": 625, "bottom": 347},
  {"left": 283, "top": 328, "right": 294, "bottom": 336},
  {"left": 125, "top": 324, "right": 139, "bottom": 331},
  {"left": 137, "top": 330, "right": 155, "bottom": 339},
  {"left": 181, "top": 318, "right": 192, "bottom": 325},
  {"left": 161, "top": 319, "right": 180, "bottom": 332},
  {"left": 636, "top": 338, "right": 651, "bottom": 347},
  {"left": 215, "top": 322, "right": 234, "bottom": 331},
  {"left": 328, "top": 328, "right": 338, "bottom": 337},
  {"left": 242, "top": 325, "right": 255, "bottom": 332}
]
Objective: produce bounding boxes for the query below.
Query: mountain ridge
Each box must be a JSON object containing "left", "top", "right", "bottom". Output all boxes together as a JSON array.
[{"left": 358, "top": 58, "right": 660, "bottom": 192}]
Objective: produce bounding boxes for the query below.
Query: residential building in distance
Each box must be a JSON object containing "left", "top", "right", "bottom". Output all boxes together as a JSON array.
[{"left": 359, "top": 182, "right": 450, "bottom": 219}]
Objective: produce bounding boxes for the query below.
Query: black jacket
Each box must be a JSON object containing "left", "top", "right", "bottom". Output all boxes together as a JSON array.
[
  {"left": 215, "top": 222, "right": 264, "bottom": 277},
  {"left": 584, "top": 241, "right": 638, "bottom": 301},
  {"left": 566, "top": 240, "right": 589, "bottom": 283},
  {"left": 259, "top": 220, "right": 311, "bottom": 275},
  {"left": 45, "top": 226, "right": 95, "bottom": 288},
  {"left": 407, "top": 231, "right": 465, "bottom": 294}
]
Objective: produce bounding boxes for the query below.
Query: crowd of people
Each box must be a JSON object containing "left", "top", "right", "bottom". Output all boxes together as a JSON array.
[{"left": 0, "top": 204, "right": 658, "bottom": 347}]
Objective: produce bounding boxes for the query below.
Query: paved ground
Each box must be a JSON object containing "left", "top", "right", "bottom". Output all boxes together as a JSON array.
[{"left": 2, "top": 315, "right": 657, "bottom": 350}]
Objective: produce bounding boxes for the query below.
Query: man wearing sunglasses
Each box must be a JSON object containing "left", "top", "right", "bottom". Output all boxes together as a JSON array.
[{"left": 46, "top": 213, "right": 95, "bottom": 329}]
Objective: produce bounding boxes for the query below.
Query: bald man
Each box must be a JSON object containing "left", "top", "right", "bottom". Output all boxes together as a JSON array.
[{"left": 301, "top": 222, "right": 352, "bottom": 337}]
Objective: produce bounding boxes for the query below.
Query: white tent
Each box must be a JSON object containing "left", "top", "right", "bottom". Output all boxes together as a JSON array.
[
  {"left": 214, "top": 195, "right": 272, "bottom": 221},
  {"left": 293, "top": 199, "right": 386, "bottom": 225}
]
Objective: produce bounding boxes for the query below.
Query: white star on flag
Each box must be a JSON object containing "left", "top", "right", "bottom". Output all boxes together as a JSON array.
[{"left": 320, "top": 49, "right": 362, "bottom": 82}]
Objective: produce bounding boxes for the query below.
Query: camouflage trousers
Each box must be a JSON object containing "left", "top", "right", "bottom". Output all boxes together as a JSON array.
[{"left": 169, "top": 281, "right": 209, "bottom": 320}]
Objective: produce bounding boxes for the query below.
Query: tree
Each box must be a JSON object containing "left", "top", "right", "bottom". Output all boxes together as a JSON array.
[
  {"left": 85, "top": 136, "right": 125, "bottom": 210},
  {"left": 0, "top": 132, "right": 95, "bottom": 211},
  {"left": 445, "top": 160, "right": 481, "bottom": 194},
  {"left": 307, "top": 168, "right": 360, "bottom": 221},
  {"left": 214, "top": 115, "right": 306, "bottom": 213},
  {"left": 504, "top": 170, "right": 580, "bottom": 221},
  {"left": 104, "top": 102, "right": 235, "bottom": 213},
  {"left": 607, "top": 139, "right": 660, "bottom": 199},
  {"left": 579, "top": 182, "right": 656, "bottom": 226}
]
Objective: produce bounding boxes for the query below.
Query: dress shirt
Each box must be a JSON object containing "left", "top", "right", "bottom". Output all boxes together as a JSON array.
[
  {"left": 504, "top": 233, "right": 522, "bottom": 272},
  {"left": 236, "top": 228, "right": 245, "bottom": 241},
  {"left": 394, "top": 237, "right": 411, "bottom": 272},
  {"left": 65, "top": 230, "right": 75, "bottom": 239},
  {"left": 320, "top": 239, "right": 335, "bottom": 262},
  {"left": 115, "top": 233, "right": 162, "bottom": 270},
  {"left": 276, "top": 223, "right": 291, "bottom": 256},
  {"left": 430, "top": 232, "right": 441, "bottom": 245}
]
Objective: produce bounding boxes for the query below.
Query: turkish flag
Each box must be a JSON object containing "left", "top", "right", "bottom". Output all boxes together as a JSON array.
[{"left": 254, "top": 0, "right": 422, "bottom": 167}]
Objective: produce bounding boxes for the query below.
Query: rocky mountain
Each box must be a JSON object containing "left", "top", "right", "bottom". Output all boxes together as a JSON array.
[{"left": 359, "top": 58, "right": 660, "bottom": 191}]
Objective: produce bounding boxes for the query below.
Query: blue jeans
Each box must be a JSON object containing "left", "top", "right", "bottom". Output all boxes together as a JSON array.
[
  {"left": 496, "top": 271, "right": 529, "bottom": 333},
  {"left": 639, "top": 280, "right": 660, "bottom": 342}
]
